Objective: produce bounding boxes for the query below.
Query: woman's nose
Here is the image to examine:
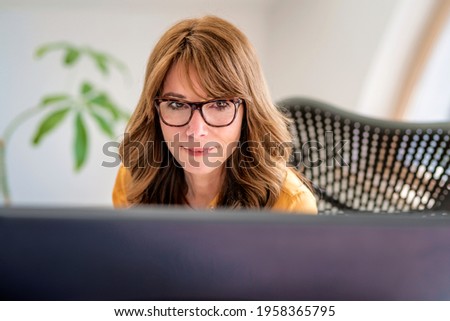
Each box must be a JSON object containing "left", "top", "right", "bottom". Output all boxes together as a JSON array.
[{"left": 185, "top": 110, "right": 208, "bottom": 137}]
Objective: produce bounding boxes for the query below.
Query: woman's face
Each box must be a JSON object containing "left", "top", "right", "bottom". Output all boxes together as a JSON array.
[{"left": 158, "top": 62, "right": 244, "bottom": 175}]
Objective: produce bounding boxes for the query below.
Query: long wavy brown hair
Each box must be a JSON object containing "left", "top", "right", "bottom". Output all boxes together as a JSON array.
[{"left": 120, "top": 15, "right": 307, "bottom": 208}]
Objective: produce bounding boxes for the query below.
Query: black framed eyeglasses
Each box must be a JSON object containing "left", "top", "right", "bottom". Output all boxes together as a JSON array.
[{"left": 154, "top": 97, "right": 244, "bottom": 127}]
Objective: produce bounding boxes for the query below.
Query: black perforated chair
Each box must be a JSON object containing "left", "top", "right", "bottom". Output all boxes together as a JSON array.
[{"left": 279, "top": 97, "right": 450, "bottom": 214}]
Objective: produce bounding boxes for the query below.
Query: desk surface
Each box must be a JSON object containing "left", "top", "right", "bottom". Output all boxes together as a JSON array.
[{"left": 1, "top": 207, "right": 450, "bottom": 300}]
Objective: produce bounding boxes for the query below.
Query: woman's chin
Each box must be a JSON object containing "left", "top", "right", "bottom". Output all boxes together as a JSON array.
[{"left": 177, "top": 158, "right": 225, "bottom": 175}]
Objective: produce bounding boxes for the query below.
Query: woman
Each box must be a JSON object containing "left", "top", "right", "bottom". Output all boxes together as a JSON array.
[{"left": 112, "top": 15, "right": 317, "bottom": 214}]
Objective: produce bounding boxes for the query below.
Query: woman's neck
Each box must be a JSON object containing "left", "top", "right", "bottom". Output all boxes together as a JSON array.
[{"left": 184, "top": 167, "right": 224, "bottom": 209}]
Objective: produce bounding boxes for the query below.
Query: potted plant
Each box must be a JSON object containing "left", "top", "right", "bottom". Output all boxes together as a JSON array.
[{"left": 0, "top": 42, "right": 130, "bottom": 206}]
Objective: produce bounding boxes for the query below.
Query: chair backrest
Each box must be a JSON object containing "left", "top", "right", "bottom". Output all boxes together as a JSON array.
[{"left": 279, "top": 97, "right": 450, "bottom": 214}]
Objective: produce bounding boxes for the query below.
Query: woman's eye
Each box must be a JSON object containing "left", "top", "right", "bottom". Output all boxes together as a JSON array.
[
  {"left": 168, "top": 101, "right": 185, "bottom": 109},
  {"left": 213, "top": 101, "right": 230, "bottom": 109}
]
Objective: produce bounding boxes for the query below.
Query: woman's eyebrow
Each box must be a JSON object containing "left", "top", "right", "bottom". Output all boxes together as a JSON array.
[{"left": 161, "top": 92, "right": 186, "bottom": 99}]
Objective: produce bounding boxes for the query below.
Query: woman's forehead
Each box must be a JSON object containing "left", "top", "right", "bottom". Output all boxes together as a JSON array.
[{"left": 162, "top": 62, "right": 208, "bottom": 100}]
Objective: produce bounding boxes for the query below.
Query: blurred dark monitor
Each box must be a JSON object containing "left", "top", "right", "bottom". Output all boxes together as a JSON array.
[{"left": 0, "top": 207, "right": 449, "bottom": 300}]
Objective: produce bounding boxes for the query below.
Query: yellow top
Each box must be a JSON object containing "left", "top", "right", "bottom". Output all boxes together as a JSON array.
[{"left": 112, "top": 166, "right": 317, "bottom": 214}]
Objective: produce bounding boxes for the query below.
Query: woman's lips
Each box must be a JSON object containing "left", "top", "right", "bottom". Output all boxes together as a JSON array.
[{"left": 182, "top": 146, "right": 215, "bottom": 156}]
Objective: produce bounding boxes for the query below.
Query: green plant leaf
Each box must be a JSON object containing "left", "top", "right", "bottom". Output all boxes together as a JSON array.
[
  {"left": 35, "top": 45, "right": 52, "bottom": 58},
  {"left": 81, "top": 82, "right": 93, "bottom": 95},
  {"left": 35, "top": 42, "right": 68, "bottom": 59},
  {"left": 89, "top": 94, "right": 120, "bottom": 120},
  {"left": 64, "top": 48, "right": 80, "bottom": 66},
  {"left": 40, "top": 94, "right": 70, "bottom": 107},
  {"left": 119, "top": 110, "right": 131, "bottom": 121},
  {"left": 89, "top": 110, "right": 115, "bottom": 138},
  {"left": 32, "top": 108, "right": 71, "bottom": 145},
  {"left": 74, "top": 113, "right": 88, "bottom": 171},
  {"left": 94, "top": 54, "right": 109, "bottom": 75},
  {"left": 109, "top": 56, "right": 128, "bottom": 74}
]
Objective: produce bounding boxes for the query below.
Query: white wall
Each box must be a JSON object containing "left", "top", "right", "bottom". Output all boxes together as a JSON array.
[
  {"left": 265, "top": 0, "right": 442, "bottom": 120},
  {"left": 265, "top": 0, "right": 399, "bottom": 112},
  {"left": 356, "top": 0, "right": 439, "bottom": 119}
]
